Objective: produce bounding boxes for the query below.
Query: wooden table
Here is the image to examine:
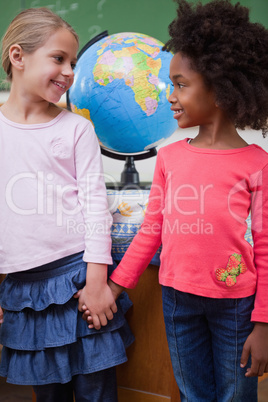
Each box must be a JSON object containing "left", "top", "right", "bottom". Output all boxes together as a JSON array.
[{"left": 116, "top": 264, "right": 181, "bottom": 402}]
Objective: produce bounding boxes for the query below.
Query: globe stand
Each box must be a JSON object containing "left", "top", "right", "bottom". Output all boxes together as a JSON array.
[
  {"left": 121, "top": 157, "right": 139, "bottom": 186},
  {"left": 101, "top": 147, "right": 157, "bottom": 190}
]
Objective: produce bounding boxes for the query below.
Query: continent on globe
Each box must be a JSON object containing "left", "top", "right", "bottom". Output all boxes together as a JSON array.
[
  {"left": 69, "top": 32, "right": 177, "bottom": 154},
  {"left": 94, "top": 36, "right": 162, "bottom": 117}
]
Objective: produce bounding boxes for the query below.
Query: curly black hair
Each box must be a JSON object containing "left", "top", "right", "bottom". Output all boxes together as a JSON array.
[{"left": 163, "top": 0, "right": 268, "bottom": 136}]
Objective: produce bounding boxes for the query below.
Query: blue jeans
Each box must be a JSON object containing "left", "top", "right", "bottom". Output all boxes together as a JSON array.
[
  {"left": 162, "top": 287, "right": 258, "bottom": 402},
  {"left": 32, "top": 367, "right": 118, "bottom": 402}
]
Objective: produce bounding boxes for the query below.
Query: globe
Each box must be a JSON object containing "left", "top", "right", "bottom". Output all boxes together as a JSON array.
[{"left": 68, "top": 32, "right": 177, "bottom": 154}]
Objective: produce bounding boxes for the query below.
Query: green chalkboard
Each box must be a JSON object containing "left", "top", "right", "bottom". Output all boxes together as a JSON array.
[{"left": 0, "top": 0, "right": 267, "bottom": 90}]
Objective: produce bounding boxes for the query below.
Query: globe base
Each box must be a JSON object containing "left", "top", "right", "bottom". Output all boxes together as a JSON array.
[{"left": 105, "top": 181, "right": 152, "bottom": 190}]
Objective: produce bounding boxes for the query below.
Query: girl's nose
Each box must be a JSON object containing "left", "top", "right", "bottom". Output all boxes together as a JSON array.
[
  {"left": 168, "top": 91, "right": 177, "bottom": 104},
  {"left": 63, "top": 64, "right": 75, "bottom": 78}
]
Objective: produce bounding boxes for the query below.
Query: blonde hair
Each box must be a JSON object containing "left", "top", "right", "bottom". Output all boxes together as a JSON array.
[{"left": 2, "top": 7, "right": 79, "bottom": 81}]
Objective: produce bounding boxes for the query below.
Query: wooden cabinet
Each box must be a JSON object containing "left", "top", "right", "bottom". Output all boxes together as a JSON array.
[{"left": 116, "top": 264, "right": 181, "bottom": 402}]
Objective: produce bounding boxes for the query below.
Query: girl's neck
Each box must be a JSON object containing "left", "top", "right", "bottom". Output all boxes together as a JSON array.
[
  {"left": 0, "top": 88, "right": 62, "bottom": 125},
  {"left": 190, "top": 119, "right": 248, "bottom": 150}
]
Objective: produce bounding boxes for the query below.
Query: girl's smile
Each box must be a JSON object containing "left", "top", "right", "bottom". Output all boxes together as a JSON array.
[
  {"left": 172, "top": 108, "right": 184, "bottom": 119},
  {"left": 51, "top": 80, "right": 68, "bottom": 91}
]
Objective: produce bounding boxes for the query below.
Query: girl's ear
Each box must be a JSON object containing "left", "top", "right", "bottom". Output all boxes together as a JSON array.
[{"left": 9, "top": 44, "right": 24, "bottom": 72}]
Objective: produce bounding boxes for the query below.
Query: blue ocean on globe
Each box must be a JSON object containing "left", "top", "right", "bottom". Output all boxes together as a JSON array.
[{"left": 68, "top": 32, "right": 177, "bottom": 154}]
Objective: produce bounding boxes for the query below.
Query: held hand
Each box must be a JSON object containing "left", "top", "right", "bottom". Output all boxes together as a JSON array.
[
  {"left": 0, "top": 305, "right": 3, "bottom": 324},
  {"left": 240, "top": 322, "right": 268, "bottom": 376},
  {"left": 76, "top": 263, "right": 118, "bottom": 330},
  {"left": 83, "top": 280, "right": 125, "bottom": 327},
  {"left": 78, "top": 283, "right": 117, "bottom": 330}
]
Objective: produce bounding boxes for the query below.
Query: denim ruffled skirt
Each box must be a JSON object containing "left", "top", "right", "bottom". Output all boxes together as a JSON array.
[{"left": 0, "top": 252, "right": 134, "bottom": 385}]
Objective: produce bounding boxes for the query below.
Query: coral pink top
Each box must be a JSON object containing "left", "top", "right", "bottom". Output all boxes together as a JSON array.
[
  {"left": 111, "top": 139, "right": 268, "bottom": 322},
  {"left": 0, "top": 110, "right": 112, "bottom": 273}
]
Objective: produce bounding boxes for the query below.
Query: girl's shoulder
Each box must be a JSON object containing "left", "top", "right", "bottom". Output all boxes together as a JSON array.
[
  {"left": 249, "top": 143, "right": 268, "bottom": 157},
  {"left": 51, "top": 109, "right": 96, "bottom": 140},
  {"left": 158, "top": 138, "right": 187, "bottom": 155},
  {"left": 157, "top": 139, "right": 268, "bottom": 173},
  {"left": 60, "top": 108, "right": 94, "bottom": 128},
  {"left": 245, "top": 143, "right": 268, "bottom": 169}
]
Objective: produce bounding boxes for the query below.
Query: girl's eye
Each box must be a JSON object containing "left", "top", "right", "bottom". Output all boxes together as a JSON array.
[
  {"left": 54, "top": 56, "right": 63, "bottom": 63},
  {"left": 170, "top": 82, "right": 184, "bottom": 89},
  {"left": 71, "top": 63, "right": 76, "bottom": 70}
]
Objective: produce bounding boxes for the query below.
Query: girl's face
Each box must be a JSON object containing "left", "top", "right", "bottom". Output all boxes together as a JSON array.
[
  {"left": 168, "top": 52, "right": 218, "bottom": 129},
  {"left": 20, "top": 28, "right": 78, "bottom": 104}
]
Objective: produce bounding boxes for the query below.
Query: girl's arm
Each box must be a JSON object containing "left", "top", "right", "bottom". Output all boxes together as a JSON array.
[
  {"left": 73, "top": 121, "right": 114, "bottom": 329},
  {"left": 77, "top": 263, "right": 117, "bottom": 330},
  {"left": 74, "top": 122, "right": 113, "bottom": 269},
  {"left": 108, "top": 279, "right": 125, "bottom": 300},
  {"left": 0, "top": 306, "right": 3, "bottom": 324},
  {"left": 242, "top": 163, "right": 268, "bottom": 376},
  {"left": 109, "top": 150, "right": 165, "bottom": 289},
  {"left": 250, "top": 163, "right": 268, "bottom": 323}
]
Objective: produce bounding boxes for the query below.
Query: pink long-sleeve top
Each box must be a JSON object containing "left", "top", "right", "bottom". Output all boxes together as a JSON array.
[
  {"left": 111, "top": 139, "right": 268, "bottom": 322},
  {"left": 0, "top": 110, "right": 113, "bottom": 274}
]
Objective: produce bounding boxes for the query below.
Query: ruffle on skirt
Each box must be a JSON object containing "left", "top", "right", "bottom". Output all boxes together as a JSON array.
[{"left": 0, "top": 253, "right": 134, "bottom": 385}]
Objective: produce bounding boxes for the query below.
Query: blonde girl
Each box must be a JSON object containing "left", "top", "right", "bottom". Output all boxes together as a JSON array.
[{"left": 0, "top": 8, "right": 132, "bottom": 402}]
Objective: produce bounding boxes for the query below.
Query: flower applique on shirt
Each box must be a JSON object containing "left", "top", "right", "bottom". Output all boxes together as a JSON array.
[
  {"left": 51, "top": 138, "right": 70, "bottom": 159},
  {"left": 215, "top": 254, "right": 247, "bottom": 287}
]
